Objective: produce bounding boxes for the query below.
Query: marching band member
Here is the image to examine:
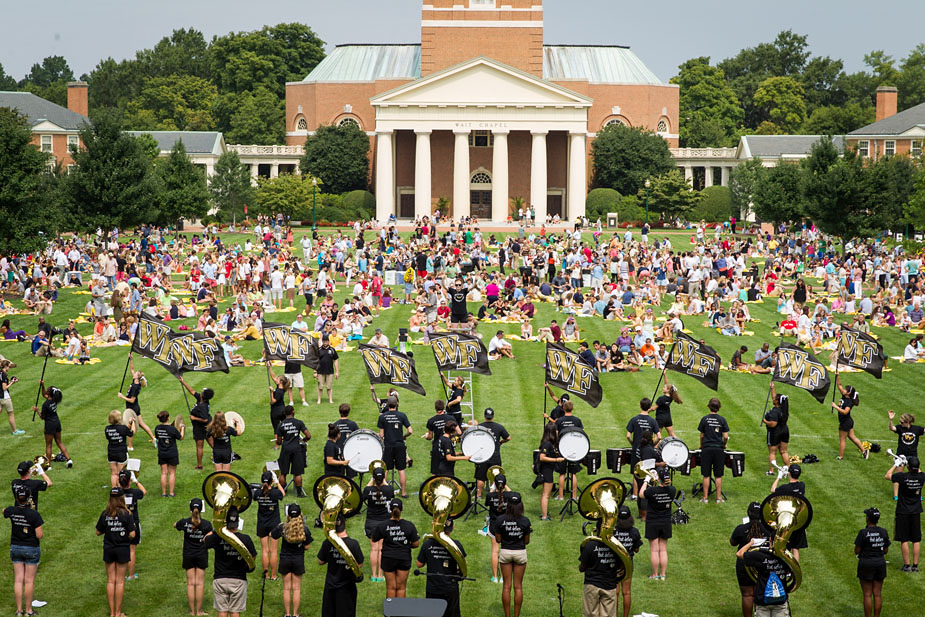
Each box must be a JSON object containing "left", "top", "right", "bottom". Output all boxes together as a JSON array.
[
  {"left": 154, "top": 411, "right": 184, "bottom": 497},
  {"left": 276, "top": 405, "right": 311, "bottom": 498},
  {"left": 770, "top": 464, "right": 808, "bottom": 561},
  {"left": 363, "top": 465, "right": 395, "bottom": 583},
  {"left": 271, "top": 503, "right": 313, "bottom": 617},
  {"left": 697, "top": 398, "right": 729, "bottom": 503},
  {"left": 117, "top": 356, "right": 155, "bottom": 450},
  {"left": 105, "top": 410, "right": 134, "bottom": 487},
  {"left": 730, "top": 502, "right": 769, "bottom": 617},
  {"left": 856, "top": 507, "right": 889, "bottom": 617},
  {"left": 174, "top": 498, "right": 213, "bottom": 617},
  {"left": 416, "top": 518, "right": 466, "bottom": 617},
  {"left": 536, "top": 422, "right": 564, "bottom": 521},
  {"left": 5, "top": 484, "right": 44, "bottom": 617},
  {"left": 640, "top": 467, "right": 675, "bottom": 580},
  {"left": 832, "top": 374, "right": 867, "bottom": 460},
  {"left": 179, "top": 376, "right": 213, "bottom": 470},
  {"left": 254, "top": 470, "right": 285, "bottom": 581},
  {"left": 32, "top": 381, "right": 72, "bottom": 468},
  {"left": 886, "top": 455, "right": 924, "bottom": 572},
  {"left": 476, "top": 408, "right": 510, "bottom": 500},
  {"left": 12, "top": 461, "right": 51, "bottom": 511},
  {"left": 372, "top": 498, "right": 420, "bottom": 599},
  {"left": 96, "top": 487, "right": 136, "bottom": 617},
  {"left": 318, "top": 515, "right": 364, "bottom": 617},
  {"left": 118, "top": 469, "right": 146, "bottom": 581},
  {"left": 206, "top": 412, "right": 237, "bottom": 473},
  {"left": 491, "top": 493, "right": 531, "bottom": 617},
  {"left": 763, "top": 384, "right": 790, "bottom": 475}
]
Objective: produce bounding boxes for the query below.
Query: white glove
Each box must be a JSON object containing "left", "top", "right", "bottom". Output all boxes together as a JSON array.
[
  {"left": 271, "top": 471, "right": 279, "bottom": 484},
  {"left": 898, "top": 455, "right": 908, "bottom": 467},
  {"left": 777, "top": 466, "right": 789, "bottom": 481},
  {"left": 130, "top": 471, "right": 138, "bottom": 483},
  {"left": 33, "top": 464, "right": 44, "bottom": 476}
]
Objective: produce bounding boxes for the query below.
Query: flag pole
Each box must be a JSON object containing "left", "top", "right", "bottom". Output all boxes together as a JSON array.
[
  {"left": 32, "top": 333, "right": 56, "bottom": 422},
  {"left": 119, "top": 351, "right": 133, "bottom": 394},
  {"left": 759, "top": 378, "right": 773, "bottom": 428},
  {"left": 831, "top": 332, "right": 841, "bottom": 411},
  {"left": 178, "top": 377, "right": 192, "bottom": 413},
  {"left": 651, "top": 339, "right": 677, "bottom": 403}
]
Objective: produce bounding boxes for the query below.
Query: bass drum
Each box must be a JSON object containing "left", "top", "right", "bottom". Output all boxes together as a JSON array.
[
  {"left": 656, "top": 436, "right": 690, "bottom": 469},
  {"left": 558, "top": 427, "right": 590, "bottom": 462},
  {"left": 460, "top": 426, "right": 496, "bottom": 464},
  {"left": 342, "top": 429, "right": 384, "bottom": 473}
]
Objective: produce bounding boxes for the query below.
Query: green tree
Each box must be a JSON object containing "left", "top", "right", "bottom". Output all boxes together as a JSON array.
[
  {"left": 752, "top": 163, "right": 804, "bottom": 224},
  {"left": 591, "top": 124, "right": 675, "bottom": 197},
  {"left": 0, "top": 109, "right": 60, "bottom": 253},
  {"left": 905, "top": 168, "right": 925, "bottom": 230},
  {"left": 585, "top": 188, "right": 622, "bottom": 219},
  {"left": 87, "top": 57, "right": 138, "bottom": 111},
  {"left": 864, "top": 154, "right": 916, "bottom": 229},
  {"left": 210, "top": 151, "right": 256, "bottom": 223},
  {"left": 19, "top": 55, "right": 75, "bottom": 107},
  {"left": 136, "top": 28, "right": 211, "bottom": 82},
  {"left": 255, "top": 174, "right": 312, "bottom": 220},
  {"left": 729, "top": 158, "right": 766, "bottom": 219},
  {"left": 690, "top": 186, "right": 733, "bottom": 223},
  {"left": 0, "top": 62, "right": 17, "bottom": 90},
  {"left": 63, "top": 109, "right": 160, "bottom": 231},
  {"left": 301, "top": 123, "right": 370, "bottom": 194},
  {"left": 636, "top": 170, "right": 702, "bottom": 220},
  {"left": 221, "top": 87, "right": 285, "bottom": 144},
  {"left": 802, "top": 103, "right": 874, "bottom": 135},
  {"left": 753, "top": 76, "right": 806, "bottom": 134},
  {"left": 864, "top": 50, "right": 899, "bottom": 86},
  {"left": 155, "top": 141, "right": 210, "bottom": 226},
  {"left": 671, "top": 57, "right": 743, "bottom": 147},
  {"left": 124, "top": 75, "right": 217, "bottom": 131},
  {"left": 897, "top": 44, "right": 925, "bottom": 111},
  {"left": 800, "top": 56, "right": 846, "bottom": 112}
]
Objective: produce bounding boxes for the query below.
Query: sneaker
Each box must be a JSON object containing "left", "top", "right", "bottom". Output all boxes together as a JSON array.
[
  {"left": 66, "top": 459, "right": 73, "bottom": 468},
  {"left": 302, "top": 401, "right": 309, "bottom": 407},
  {"left": 490, "top": 576, "right": 500, "bottom": 583},
  {"left": 700, "top": 498, "right": 709, "bottom": 504},
  {"left": 913, "top": 565, "right": 920, "bottom": 572},
  {"left": 12, "top": 429, "right": 25, "bottom": 435},
  {"left": 658, "top": 575, "right": 666, "bottom": 580},
  {"left": 765, "top": 470, "right": 775, "bottom": 476},
  {"left": 127, "top": 447, "right": 134, "bottom": 452},
  {"left": 133, "top": 573, "right": 138, "bottom": 580},
  {"left": 863, "top": 449, "right": 870, "bottom": 460},
  {"left": 296, "top": 487, "right": 307, "bottom": 498},
  {"left": 902, "top": 565, "right": 912, "bottom": 572},
  {"left": 835, "top": 456, "right": 844, "bottom": 461},
  {"left": 478, "top": 527, "right": 491, "bottom": 537},
  {"left": 716, "top": 498, "right": 726, "bottom": 503}
]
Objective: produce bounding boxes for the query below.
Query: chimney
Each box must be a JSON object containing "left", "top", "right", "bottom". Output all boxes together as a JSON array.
[
  {"left": 67, "top": 81, "right": 89, "bottom": 117},
  {"left": 876, "top": 86, "right": 898, "bottom": 122}
]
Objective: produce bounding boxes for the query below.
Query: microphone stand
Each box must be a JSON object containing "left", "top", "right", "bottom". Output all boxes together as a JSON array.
[{"left": 556, "top": 583, "right": 565, "bottom": 617}]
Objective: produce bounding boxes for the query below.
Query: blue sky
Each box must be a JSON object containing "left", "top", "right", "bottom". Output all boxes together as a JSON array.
[{"left": 2, "top": 0, "right": 924, "bottom": 83}]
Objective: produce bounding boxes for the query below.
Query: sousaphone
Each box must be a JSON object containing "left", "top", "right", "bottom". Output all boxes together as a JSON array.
[
  {"left": 578, "top": 477, "right": 635, "bottom": 580},
  {"left": 419, "top": 475, "right": 471, "bottom": 577},
  {"left": 313, "top": 475, "right": 363, "bottom": 578},
  {"left": 746, "top": 493, "right": 813, "bottom": 592},
  {"left": 202, "top": 471, "right": 256, "bottom": 571}
]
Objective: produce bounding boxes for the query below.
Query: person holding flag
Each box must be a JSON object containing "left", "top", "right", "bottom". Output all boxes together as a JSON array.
[{"left": 832, "top": 375, "right": 868, "bottom": 461}]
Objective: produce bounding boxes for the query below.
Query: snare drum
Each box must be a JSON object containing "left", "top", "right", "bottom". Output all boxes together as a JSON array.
[
  {"left": 606, "top": 448, "right": 632, "bottom": 473},
  {"left": 656, "top": 436, "right": 690, "bottom": 469},
  {"left": 584, "top": 450, "right": 602, "bottom": 475},
  {"left": 342, "top": 429, "right": 384, "bottom": 473},
  {"left": 558, "top": 427, "right": 590, "bottom": 462},
  {"left": 460, "top": 426, "right": 497, "bottom": 464},
  {"left": 725, "top": 451, "right": 746, "bottom": 477},
  {"left": 681, "top": 449, "right": 701, "bottom": 476}
]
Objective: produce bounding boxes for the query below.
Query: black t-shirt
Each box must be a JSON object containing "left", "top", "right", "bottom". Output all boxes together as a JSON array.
[
  {"left": 270, "top": 388, "right": 286, "bottom": 415},
  {"left": 894, "top": 424, "right": 925, "bottom": 457},
  {"left": 318, "top": 537, "right": 364, "bottom": 588},
  {"left": 317, "top": 346, "right": 338, "bottom": 375},
  {"left": 96, "top": 509, "right": 136, "bottom": 548},
  {"left": 549, "top": 404, "right": 565, "bottom": 421},
  {"left": 490, "top": 515, "right": 532, "bottom": 550},
  {"left": 372, "top": 518, "right": 419, "bottom": 559},
  {"left": 556, "top": 415, "right": 584, "bottom": 434},
  {"left": 211, "top": 427, "right": 237, "bottom": 453},
  {"left": 480, "top": 420, "right": 510, "bottom": 463},
  {"left": 324, "top": 440, "right": 345, "bottom": 476},
  {"left": 277, "top": 417, "right": 307, "bottom": 451},
  {"left": 539, "top": 440, "right": 558, "bottom": 473},
  {"left": 4, "top": 505, "right": 43, "bottom": 546},
  {"left": 41, "top": 400, "right": 58, "bottom": 425},
  {"left": 743, "top": 550, "right": 790, "bottom": 603},
  {"left": 447, "top": 387, "right": 465, "bottom": 418},
  {"left": 698, "top": 414, "right": 730, "bottom": 448},
  {"left": 154, "top": 424, "right": 182, "bottom": 459},
  {"left": 11, "top": 479, "right": 47, "bottom": 510},
  {"left": 436, "top": 434, "right": 457, "bottom": 475},
  {"left": 175, "top": 517, "right": 214, "bottom": 559},
  {"left": 773, "top": 482, "right": 805, "bottom": 498},
  {"left": 124, "top": 382, "right": 141, "bottom": 413},
  {"left": 123, "top": 488, "right": 144, "bottom": 526},
  {"left": 417, "top": 537, "right": 467, "bottom": 594},
  {"left": 253, "top": 488, "right": 284, "bottom": 529},
  {"left": 855, "top": 526, "right": 890, "bottom": 567},
  {"left": 612, "top": 526, "right": 642, "bottom": 559},
  {"left": 426, "top": 414, "right": 448, "bottom": 452},
  {"left": 893, "top": 471, "right": 925, "bottom": 514},
  {"left": 730, "top": 522, "right": 770, "bottom": 552},
  {"left": 191, "top": 393, "right": 211, "bottom": 427},
  {"left": 580, "top": 539, "right": 622, "bottom": 589},
  {"left": 105, "top": 424, "right": 133, "bottom": 460},
  {"left": 283, "top": 360, "right": 302, "bottom": 375},
  {"left": 450, "top": 287, "right": 468, "bottom": 316},
  {"left": 334, "top": 418, "right": 358, "bottom": 449},
  {"left": 644, "top": 485, "right": 677, "bottom": 522},
  {"left": 204, "top": 530, "right": 257, "bottom": 580},
  {"left": 485, "top": 489, "right": 517, "bottom": 520},
  {"left": 363, "top": 484, "right": 395, "bottom": 521},
  {"left": 764, "top": 407, "right": 781, "bottom": 435},
  {"left": 626, "top": 414, "right": 659, "bottom": 457},
  {"left": 270, "top": 523, "right": 313, "bottom": 557},
  {"left": 378, "top": 410, "right": 411, "bottom": 446},
  {"left": 654, "top": 395, "right": 673, "bottom": 427}
]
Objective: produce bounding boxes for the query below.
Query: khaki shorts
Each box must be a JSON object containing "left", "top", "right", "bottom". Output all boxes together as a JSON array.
[
  {"left": 1, "top": 398, "right": 13, "bottom": 413},
  {"left": 499, "top": 548, "right": 527, "bottom": 565},
  {"left": 285, "top": 373, "right": 305, "bottom": 389},
  {"left": 317, "top": 373, "right": 334, "bottom": 389},
  {"left": 213, "top": 577, "right": 247, "bottom": 613}
]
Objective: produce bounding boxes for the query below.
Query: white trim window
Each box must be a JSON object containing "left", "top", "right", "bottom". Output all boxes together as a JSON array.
[
  {"left": 67, "top": 135, "right": 79, "bottom": 151},
  {"left": 884, "top": 140, "right": 896, "bottom": 157},
  {"left": 337, "top": 117, "right": 360, "bottom": 129},
  {"left": 912, "top": 140, "right": 923, "bottom": 158},
  {"left": 40, "top": 135, "right": 53, "bottom": 153},
  {"left": 857, "top": 140, "right": 869, "bottom": 158},
  {"left": 469, "top": 0, "right": 496, "bottom": 7},
  {"left": 468, "top": 130, "right": 494, "bottom": 148}
]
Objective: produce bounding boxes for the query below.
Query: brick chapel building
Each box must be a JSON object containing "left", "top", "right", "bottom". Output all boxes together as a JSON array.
[{"left": 285, "top": 0, "right": 678, "bottom": 223}]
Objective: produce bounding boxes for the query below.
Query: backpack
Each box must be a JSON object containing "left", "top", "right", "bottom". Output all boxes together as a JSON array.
[
  {"left": 755, "top": 571, "right": 787, "bottom": 606},
  {"left": 404, "top": 268, "right": 414, "bottom": 283}
]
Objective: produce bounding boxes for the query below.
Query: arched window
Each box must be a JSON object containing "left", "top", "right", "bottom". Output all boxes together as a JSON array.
[
  {"left": 470, "top": 171, "right": 492, "bottom": 185},
  {"left": 295, "top": 117, "right": 307, "bottom": 131},
  {"left": 338, "top": 117, "right": 360, "bottom": 129},
  {"left": 657, "top": 119, "right": 669, "bottom": 133},
  {"left": 603, "top": 117, "right": 626, "bottom": 130}
]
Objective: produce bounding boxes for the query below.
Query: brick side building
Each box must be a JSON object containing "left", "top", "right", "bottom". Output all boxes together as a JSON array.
[
  {"left": 285, "top": 0, "right": 678, "bottom": 222},
  {"left": 846, "top": 86, "right": 925, "bottom": 160},
  {"left": 0, "top": 82, "right": 89, "bottom": 168}
]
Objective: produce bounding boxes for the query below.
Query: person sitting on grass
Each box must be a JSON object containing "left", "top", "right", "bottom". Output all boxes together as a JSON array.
[
  {"left": 488, "top": 331, "right": 514, "bottom": 360},
  {"left": 731, "top": 345, "right": 771, "bottom": 374}
]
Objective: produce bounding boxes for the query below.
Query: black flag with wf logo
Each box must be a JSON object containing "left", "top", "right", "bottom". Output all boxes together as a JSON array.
[
  {"left": 133, "top": 314, "right": 229, "bottom": 376},
  {"left": 773, "top": 343, "right": 831, "bottom": 403},
  {"left": 358, "top": 344, "right": 426, "bottom": 396},
  {"left": 836, "top": 326, "right": 887, "bottom": 379},
  {"left": 429, "top": 332, "right": 491, "bottom": 375},
  {"left": 664, "top": 332, "right": 721, "bottom": 391},
  {"left": 545, "top": 342, "right": 603, "bottom": 407},
  {"left": 262, "top": 323, "right": 320, "bottom": 369}
]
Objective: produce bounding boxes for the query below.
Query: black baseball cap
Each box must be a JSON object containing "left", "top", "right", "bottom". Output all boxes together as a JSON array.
[
  {"left": 560, "top": 393, "right": 570, "bottom": 402},
  {"left": 372, "top": 466, "right": 386, "bottom": 481},
  {"left": 389, "top": 498, "right": 403, "bottom": 511},
  {"left": 189, "top": 498, "right": 203, "bottom": 511},
  {"left": 110, "top": 487, "right": 124, "bottom": 497},
  {"left": 507, "top": 493, "right": 522, "bottom": 505},
  {"left": 287, "top": 503, "right": 301, "bottom": 517},
  {"left": 261, "top": 470, "right": 274, "bottom": 484},
  {"left": 618, "top": 505, "right": 632, "bottom": 519},
  {"left": 17, "top": 461, "right": 31, "bottom": 475},
  {"left": 226, "top": 507, "right": 240, "bottom": 526},
  {"left": 484, "top": 407, "right": 495, "bottom": 419},
  {"left": 494, "top": 473, "right": 506, "bottom": 487}
]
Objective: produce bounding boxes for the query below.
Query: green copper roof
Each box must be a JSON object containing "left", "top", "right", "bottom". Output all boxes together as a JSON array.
[{"left": 303, "top": 45, "right": 422, "bottom": 82}]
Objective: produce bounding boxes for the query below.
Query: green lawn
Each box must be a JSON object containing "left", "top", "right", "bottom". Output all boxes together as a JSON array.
[{"left": 0, "top": 232, "right": 920, "bottom": 617}]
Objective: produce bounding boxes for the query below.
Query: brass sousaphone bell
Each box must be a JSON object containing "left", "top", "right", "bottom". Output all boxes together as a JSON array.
[
  {"left": 313, "top": 475, "right": 363, "bottom": 578},
  {"left": 486, "top": 465, "right": 505, "bottom": 486},
  {"left": 202, "top": 471, "right": 256, "bottom": 571},
  {"left": 419, "top": 475, "right": 471, "bottom": 577},
  {"left": 578, "top": 477, "right": 635, "bottom": 580},
  {"left": 368, "top": 459, "right": 387, "bottom": 476},
  {"left": 746, "top": 493, "right": 813, "bottom": 593}
]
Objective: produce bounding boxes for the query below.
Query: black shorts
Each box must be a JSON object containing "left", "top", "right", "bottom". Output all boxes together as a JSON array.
[
  {"left": 158, "top": 455, "right": 179, "bottom": 467},
  {"left": 775, "top": 427, "right": 789, "bottom": 443},
  {"left": 44, "top": 419, "right": 62, "bottom": 435},
  {"left": 555, "top": 460, "right": 582, "bottom": 474},
  {"left": 365, "top": 517, "right": 388, "bottom": 539},
  {"left": 131, "top": 524, "right": 141, "bottom": 546},
  {"left": 735, "top": 560, "right": 754, "bottom": 587},
  {"left": 212, "top": 450, "right": 232, "bottom": 465},
  {"left": 895, "top": 512, "right": 922, "bottom": 543},
  {"left": 257, "top": 523, "right": 276, "bottom": 539},
  {"left": 383, "top": 445, "right": 407, "bottom": 471},
  {"left": 270, "top": 411, "right": 285, "bottom": 432},
  {"left": 839, "top": 417, "right": 855, "bottom": 432},
  {"left": 656, "top": 412, "right": 673, "bottom": 430},
  {"left": 193, "top": 425, "right": 208, "bottom": 441},
  {"left": 381, "top": 555, "right": 412, "bottom": 573},
  {"left": 279, "top": 555, "right": 305, "bottom": 576},
  {"left": 450, "top": 313, "right": 466, "bottom": 324},
  {"left": 475, "top": 460, "right": 500, "bottom": 482},
  {"left": 857, "top": 563, "right": 887, "bottom": 581},
  {"left": 183, "top": 554, "right": 208, "bottom": 570},
  {"left": 108, "top": 453, "right": 128, "bottom": 465},
  {"left": 787, "top": 528, "right": 808, "bottom": 550},
  {"left": 644, "top": 519, "right": 672, "bottom": 540},
  {"left": 700, "top": 447, "right": 725, "bottom": 478},
  {"left": 540, "top": 465, "right": 554, "bottom": 484},
  {"left": 103, "top": 545, "right": 131, "bottom": 564},
  {"left": 279, "top": 447, "right": 306, "bottom": 476}
]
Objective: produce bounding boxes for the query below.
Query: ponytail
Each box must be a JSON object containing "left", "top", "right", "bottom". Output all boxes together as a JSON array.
[
  {"left": 191, "top": 507, "right": 201, "bottom": 528},
  {"left": 282, "top": 514, "right": 306, "bottom": 544},
  {"left": 391, "top": 506, "right": 402, "bottom": 520}
]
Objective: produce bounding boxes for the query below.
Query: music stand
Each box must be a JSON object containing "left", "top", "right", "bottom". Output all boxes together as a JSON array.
[
  {"left": 558, "top": 467, "right": 581, "bottom": 521},
  {"left": 462, "top": 480, "right": 489, "bottom": 522},
  {"left": 383, "top": 598, "right": 447, "bottom": 617}
]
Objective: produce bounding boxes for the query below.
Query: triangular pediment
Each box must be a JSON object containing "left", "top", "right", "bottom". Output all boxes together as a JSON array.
[
  {"left": 31, "top": 119, "right": 67, "bottom": 131},
  {"left": 372, "top": 57, "right": 592, "bottom": 108}
]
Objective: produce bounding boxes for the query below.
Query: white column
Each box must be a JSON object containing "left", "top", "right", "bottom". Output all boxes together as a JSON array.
[
  {"left": 684, "top": 165, "right": 693, "bottom": 184},
  {"left": 491, "top": 130, "right": 510, "bottom": 222},
  {"left": 270, "top": 163, "right": 279, "bottom": 179},
  {"left": 250, "top": 164, "right": 258, "bottom": 186},
  {"left": 567, "top": 132, "right": 587, "bottom": 221},
  {"left": 453, "top": 130, "right": 470, "bottom": 220},
  {"left": 721, "top": 166, "right": 730, "bottom": 187},
  {"left": 704, "top": 166, "right": 713, "bottom": 187},
  {"left": 375, "top": 131, "right": 394, "bottom": 221},
  {"left": 205, "top": 163, "right": 215, "bottom": 178},
  {"left": 531, "top": 130, "right": 548, "bottom": 224},
  {"left": 414, "top": 130, "right": 432, "bottom": 220}
]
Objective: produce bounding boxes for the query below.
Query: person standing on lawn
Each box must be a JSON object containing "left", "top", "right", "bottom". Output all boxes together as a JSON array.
[
  {"left": 697, "top": 397, "right": 729, "bottom": 503},
  {"left": 855, "top": 507, "right": 889, "bottom": 617},
  {"left": 1, "top": 359, "right": 24, "bottom": 435},
  {"left": 179, "top": 376, "right": 213, "bottom": 470},
  {"left": 314, "top": 335, "right": 339, "bottom": 405},
  {"left": 886, "top": 455, "right": 924, "bottom": 572}
]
